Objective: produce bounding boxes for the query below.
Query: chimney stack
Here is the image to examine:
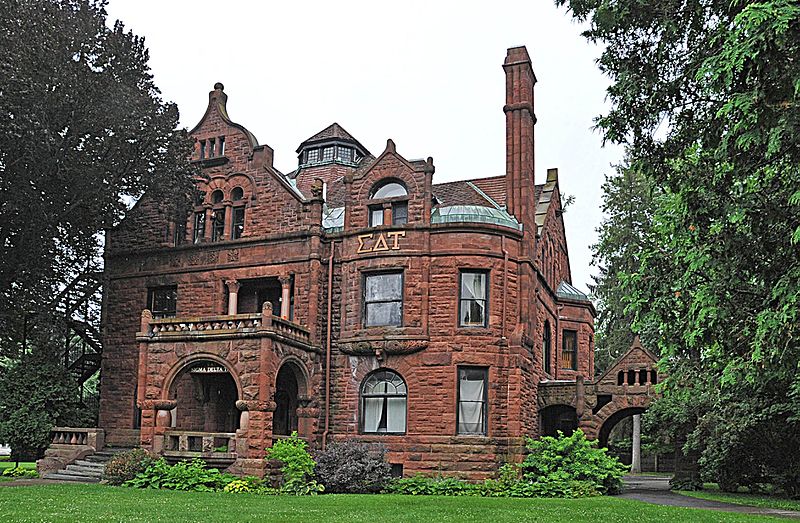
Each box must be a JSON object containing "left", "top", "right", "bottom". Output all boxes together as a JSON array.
[{"left": 503, "top": 46, "right": 537, "bottom": 232}]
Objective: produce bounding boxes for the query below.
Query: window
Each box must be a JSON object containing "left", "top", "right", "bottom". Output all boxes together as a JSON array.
[
  {"left": 336, "top": 146, "right": 353, "bottom": 163},
  {"left": 364, "top": 272, "right": 403, "bottom": 327},
  {"left": 147, "top": 286, "right": 177, "bottom": 318},
  {"left": 208, "top": 138, "right": 216, "bottom": 157},
  {"left": 561, "top": 329, "right": 578, "bottom": 370},
  {"left": 231, "top": 207, "right": 245, "bottom": 239},
  {"left": 193, "top": 212, "right": 206, "bottom": 244},
  {"left": 199, "top": 140, "right": 206, "bottom": 159},
  {"left": 231, "top": 187, "right": 244, "bottom": 202},
  {"left": 457, "top": 367, "right": 488, "bottom": 435},
  {"left": 322, "top": 146, "right": 335, "bottom": 161},
  {"left": 543, "top": 320, "right": 552, "bottom": 374},
  {"left": 369, "top": 205, "right": 384, "bottom": 227},
  {"left": 459, "top": 271, "right": 488, "bottom": 327},
  {"left": 211, "top": 208, "right": 226, "bottom": 242},
  {"left": 360, "top": 370, "right": 407, "bottom": 433},
  {"left": 371, "top": 181, "right": 407, "bottom": 199},
  {"left": 211, "top": 190, "right": 224, "bottom": 204},
  {"left": 218, "top": 135, "right": 225, "bottom": 156},
  {"left": 306, "top": 148, "right": 319, "bottom": 163},
  {"left": 392, "top": 201, "right": 408, "bottom": 225}
]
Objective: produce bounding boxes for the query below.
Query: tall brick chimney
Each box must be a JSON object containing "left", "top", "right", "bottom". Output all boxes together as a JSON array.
[{"left": 503, "top": 46, "right": 537, "bottom": 233}]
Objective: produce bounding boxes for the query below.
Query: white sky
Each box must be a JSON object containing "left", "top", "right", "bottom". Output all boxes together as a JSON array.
[{"left": 105, "top": 0, "right": 622, "bottom": 293}]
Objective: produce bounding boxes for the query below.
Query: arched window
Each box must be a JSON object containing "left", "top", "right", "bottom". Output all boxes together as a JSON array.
[
  {"left": 360, "top": 370, "right": 407, "bottom": 434},
  {"left": 543, "top": 320, "right": 552, "bottom": 374},
  {"left": 369, "top": 179, "right": 408, "bottom": 226},
  {"left": 211, "top": 190, "right": 224, "bottom": 204},
  {"left": 231, "top": 187, "right": 244, "bottom": 201}
]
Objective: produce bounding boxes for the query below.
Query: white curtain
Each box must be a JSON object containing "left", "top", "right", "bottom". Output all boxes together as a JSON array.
[
  {"left": 363, "top": 397, "right": 383, "bottom": 433},
  {"left": 386, "top": 397, "right": 406, "bottom": 433},
  {"left": 458, "top": 379, "right": 485, "bottom": 434}
]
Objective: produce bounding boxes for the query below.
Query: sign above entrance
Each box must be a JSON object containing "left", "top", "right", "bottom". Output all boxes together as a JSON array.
[
  {"left": 357, "top": 231, "right": 406, "bottom": 254},
  {"left": 190, "top": 364, "right": 228, "bottom": 374}
]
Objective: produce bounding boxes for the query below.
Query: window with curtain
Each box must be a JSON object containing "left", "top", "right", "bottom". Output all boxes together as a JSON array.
[
  {"left": 360, "top": 370, "right": 407, "bottom": 434},
  {"left": 364, "top": 272, "right": 403, "bottom": 327},
  {"left": 459, "top": 271, "right": 488, "bottom": 327},
  {"left": 561, "top": 329, "right": 578, "bottom": 370},
  {"left": 457, "top": 367, "right": 488, "bottom": 435}
]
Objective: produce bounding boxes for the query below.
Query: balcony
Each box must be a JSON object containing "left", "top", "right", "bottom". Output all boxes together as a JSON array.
[{"left": 136, "top": 307, "right": 318, "bottom": 352}]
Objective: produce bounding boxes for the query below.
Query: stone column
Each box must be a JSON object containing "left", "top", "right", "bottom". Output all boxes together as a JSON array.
[
  {"left": 226, "top": 279, "right": 241, "bottom": 315},
  {"left": 203, "top": 206, "right": 212, "bottom": 242},
  {"left": 631, "top": 414, "right": 642, "bottom": 473},
  {"left": 278, "top": 275, "right": 292, "bottom": 320},
  {"left": 223, "top": 202, "right": 232, "bottom": 240}
]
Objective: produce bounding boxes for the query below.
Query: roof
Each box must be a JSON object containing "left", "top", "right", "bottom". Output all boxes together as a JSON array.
[
  {"left": 431, "top": 205, "right": 522, "bottom": 230},
  {"left": 432, "top": 179, "right": 496, "bottom": 207},
  {"left": 470, "top": 176, "right": 507, "bottom": 206},
  {"left": 556, "top": 281, "right": 591, "bottom": 302},
  {"left": 296, "top": 123, "right": 371, "bottom": 155}
]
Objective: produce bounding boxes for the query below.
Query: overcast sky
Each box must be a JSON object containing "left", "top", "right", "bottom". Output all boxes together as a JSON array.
[{"left": 105, "top": 0, "right": 623, "bottom": 293}]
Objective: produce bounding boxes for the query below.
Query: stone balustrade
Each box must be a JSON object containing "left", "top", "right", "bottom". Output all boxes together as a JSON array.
[
  {"left": 148, "top": 313, "right": 262, "bottom": 336},
  {"left": 50, "top": 427, "right": 105, "bottom": 449},
  {"left": 163, "top": 430, "right": 236, "bottom": 458},
  {"left": 271, "top": 316, "right": 311, "bottom": 344}
]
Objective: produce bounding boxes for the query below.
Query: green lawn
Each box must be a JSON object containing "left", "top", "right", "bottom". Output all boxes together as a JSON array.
[
  {"left": 0, "top": 461, "right": 36, "bottom": 482},
  {"left": 680, "top": 484, "right": 800, "bottom": 513},
  {"left": 0, "top": 484, "right": 785, "bottom": 522}
]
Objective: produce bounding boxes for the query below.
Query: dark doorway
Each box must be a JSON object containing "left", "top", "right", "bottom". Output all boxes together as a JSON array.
[
  {"left": 170, "top": 362, "right": 239, "bottom": 432},
  {"left": 540, "top": 405, "right": 578, "bottom": 437},
  {"left": 235, "top": 277, "right": 293, "bottom": 319},
  {"left": 273, "top": 364, "right": 300, "bottom": 436}
]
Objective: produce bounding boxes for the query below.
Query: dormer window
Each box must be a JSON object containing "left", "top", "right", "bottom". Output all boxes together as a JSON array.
[{"left": 369, "top": 180, "right": 409, "bottom": 227}]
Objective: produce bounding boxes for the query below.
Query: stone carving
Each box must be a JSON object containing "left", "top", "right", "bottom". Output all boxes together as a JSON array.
[{"left": 339, "top": 339, "right": 428, "bottom": 356}]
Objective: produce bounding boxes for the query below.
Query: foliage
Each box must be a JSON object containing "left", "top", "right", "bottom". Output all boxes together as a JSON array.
[
  {"left": 223, "top": 479, "right": 253, "bottom": 493},
  {"left": 520, "top": 430, "right": 627, "bottom": 495},
  {"left": 0, "top": 347, "right": 81, "bottom": 461},
  {"left": 386, "top": 474, "right": 484, "bottom": 496},
  {"left": 1, "top": 466, "right": 38, "bottom": 479},
  {"left": 0, "top": 0, "right": 196, "bottom": 355},
  {"left": 103, "top": 449, "right": 154, "bottom": 486},
  {"left": 265, "top": 433, "right": 323, "bottom": 495},
  {"left": 124, "top": 458, "right": 235, "bottom": 492},
  {"left": 558, "top": 0, "right": 800, "bottom": 492},
  {"left": 314, "top": 440, "right": 392, "bottom": 494},
  {"left": 0, "top": 484, "right": 775, "bottom": 523}
]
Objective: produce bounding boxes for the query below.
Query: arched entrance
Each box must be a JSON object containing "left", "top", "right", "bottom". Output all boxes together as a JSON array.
[
  {"left": 168, "top": 360, "right": 239, "bottom": 433},
  {"left": 540, "top": 405, "right": 578, "bottom": 437},
  {"left": 273, "top": 361, "right": 306, "bottom": 436},
  {"left": 597, "top": 406, "right": 646, "bottom": 449}
]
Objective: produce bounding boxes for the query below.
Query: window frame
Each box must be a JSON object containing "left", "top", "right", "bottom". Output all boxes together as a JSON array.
[
  {"left": 359, "top": 369, "right": 408, "bottom": 435},
  {"left": 391, "top": 201, "right": 408, "bottom": 226},
  {"left": 211, "top": 207, "right": 226, "bottom": 242},
  {"left": 369, "top": 205, "right": 384, "bottom": 227},
  {"left": 362, "top": 270, "right": 404, "bottom": 328},
  {"left": 231, "top": 206, "right": 245, "bottom": 240},
  {"left": 561, "top": 329, "right": 578, "bottom": 371},
  {"left": 456, "top": 366, "right": 489, "bottom": 436},
  {"left": 458, "top": 270, "right": 489, "bottom": 328},
  {"left": 543, "top": 320, "right": 552, "bottom": 374},
  {"left": 147, "top": 285, "right": 177, "bottom": 319}
]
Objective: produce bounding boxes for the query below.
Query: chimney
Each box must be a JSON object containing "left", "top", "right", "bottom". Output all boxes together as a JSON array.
[{"left": 503, "top": 46, "right": 537, "bottom": 230}]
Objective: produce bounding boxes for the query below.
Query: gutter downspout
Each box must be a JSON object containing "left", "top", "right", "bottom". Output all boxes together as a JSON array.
[{"left": 322, "top": 240, "right": 335, "bottom": 450}]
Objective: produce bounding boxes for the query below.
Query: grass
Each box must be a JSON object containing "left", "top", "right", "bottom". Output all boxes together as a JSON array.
[
  {"left": 679, "top": 484, "right": 800, "bottom": 513},
  {"left": 0, "top": 461, "right": 36, "bottom": 482},
  {"left": 0, "top": 484, "right": 786, "bottom": 522}
]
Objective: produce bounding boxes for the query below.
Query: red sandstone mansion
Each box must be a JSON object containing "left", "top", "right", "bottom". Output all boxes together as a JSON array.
[{"left": 90, "top": 46, "right": 655, "bottom": 479}]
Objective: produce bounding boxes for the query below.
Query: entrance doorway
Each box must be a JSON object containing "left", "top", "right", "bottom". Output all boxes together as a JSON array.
[
  {"left": 273, "top": 363, "right": 304, "bottom": 436},
  {"left": 169, "top": 361, "right": 239, "bottom": 432},
  {"left": 540, "top": 405, "right": 578, "bottom": 437}
]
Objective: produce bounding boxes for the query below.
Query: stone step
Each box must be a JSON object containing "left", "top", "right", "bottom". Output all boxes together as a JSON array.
[
  {"left": 64, "top": 465, "right": 103, "bottom": 476},
  {"left": 43, "top": 472, "right": 102, "bottom": 483},
  {"left": 73, "top": 460, "right": 105, "bottom": 469}
]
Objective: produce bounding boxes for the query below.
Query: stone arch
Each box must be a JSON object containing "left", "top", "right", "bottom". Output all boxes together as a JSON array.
[
  {"left": 226, "top": 172, "right": 258, "bottom": 202},
  {"left": 597, "top": 406, "right": 647, "bottom": 448},
  {"left": 273, "top": 357, "right": 310, "bottom": 436},
  {"left": 161, "top": 353, "right": 243, "bottom": 401}
]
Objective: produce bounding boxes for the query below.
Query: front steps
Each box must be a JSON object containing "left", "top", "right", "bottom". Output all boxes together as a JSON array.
[{"left": 42, "top": 448, "right": 133, "bottom": 483}]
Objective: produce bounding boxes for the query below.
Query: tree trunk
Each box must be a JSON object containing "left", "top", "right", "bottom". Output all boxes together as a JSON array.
[{"left": 631, "top": 414, "right": 642, "bottom": 473}]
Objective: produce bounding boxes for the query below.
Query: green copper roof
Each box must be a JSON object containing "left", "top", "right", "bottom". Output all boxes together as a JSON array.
[
  {"left": 431, "top": 205, "right": 522, "bottom": 231},
  {"left": 556, "top": 281, "right": 592, "bottom": 302}
]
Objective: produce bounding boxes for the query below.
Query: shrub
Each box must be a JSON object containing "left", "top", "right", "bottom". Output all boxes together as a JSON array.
[
  {"left": 1, "top": 467, "right": 38, "bottom": 479},
  {"left": 520, "top": 429, "right": 627, "bottom": 495},
  {"left": 386, "top": 474, "right": 484, "bottom": 496},
  {"left": 314, "top": 440, "right": 392, "bottom": 493},
  {"left": 223, "top": 479, "right": 252, "bottom": 493},
  {"left": 265, "top": 432, "right": 323, "bottom": 495},
  {"left": 124, "top": 458, "right": 236, "bottom": 492},
  {"left": 103, "top": 448, "right": 154, "bottom": 486}
]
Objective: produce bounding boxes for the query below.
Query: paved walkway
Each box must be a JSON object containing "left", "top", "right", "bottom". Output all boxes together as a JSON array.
[{"left": 620, "top": 475, "right": 800, "bottom": 519}]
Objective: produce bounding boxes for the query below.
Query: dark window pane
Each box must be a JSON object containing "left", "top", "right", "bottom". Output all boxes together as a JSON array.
[
  {"left": 231, "top": 187, "right": 244, "bottom": 201},
  {"left": 231, "top": 207, "right": 245, "bottom": 240},
  {"left": 211, "top": 208, "right": 225, "bottom": 241},
  {"left": 392, "top": 202, "right": 408, "bottom": 225},
  {"left": 148, "top": 287, "right": 177, "bottom": 318},
  {"left": 211, "top": 190, "right": 224, "bottom": 204},
  {"left": 193, "top": 212, "right": 205, "bottom": 244},
  {"left": 543, "top": 321, "right": 552, "bottom": 374}
]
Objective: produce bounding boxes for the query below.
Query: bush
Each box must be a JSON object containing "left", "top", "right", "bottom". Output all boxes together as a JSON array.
[
  {"left": 265, "top": 432, "right": 323, "bottom": 495},
  {"left": 103, "top": 449, "right": 154, "bottom": 486},
  {"left": 520, "top": 430, "right": 627, "bottom": 495},
  {"left": 1, "top": 467, "right": 38, "bottom": 479},
  {"left": 124, "top": 458, "right": 236, "bottom": 492},
  {"left": 386, "top": 474, "right": 484, "bottom": 496},
  {"left": 314, "top": 440, "right": 392, "bottom": 493}
]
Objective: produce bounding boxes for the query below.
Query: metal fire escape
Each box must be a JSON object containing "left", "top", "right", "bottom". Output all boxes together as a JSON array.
[{"left": 54, "top": 271, "right": 104, "bottom": 387}]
